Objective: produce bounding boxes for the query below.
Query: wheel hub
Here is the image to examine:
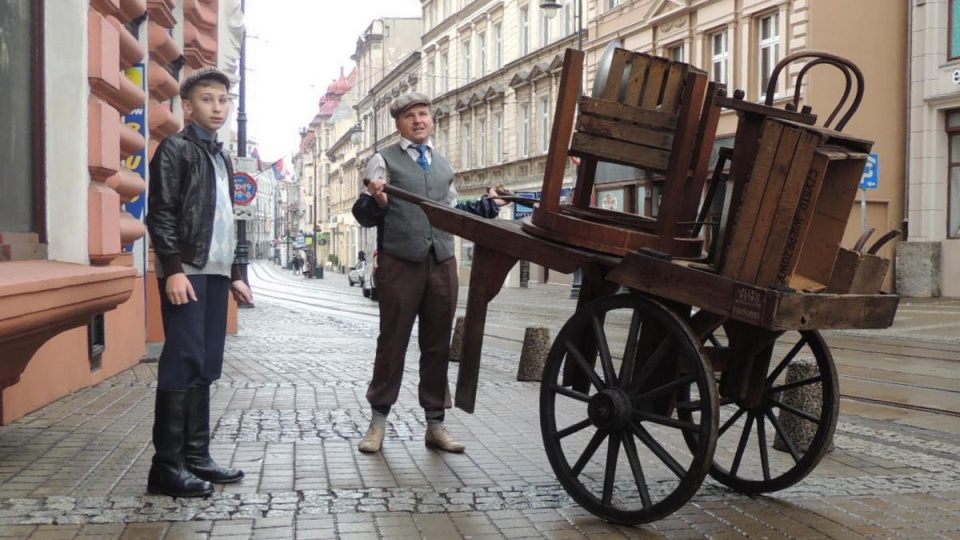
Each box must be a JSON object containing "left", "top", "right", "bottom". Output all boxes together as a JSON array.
[{"left": 588, "top": 388, "right": 632, "bottom": 431}]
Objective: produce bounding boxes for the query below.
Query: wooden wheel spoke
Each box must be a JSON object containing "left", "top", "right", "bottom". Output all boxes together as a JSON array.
[
  {"left": 550, "top": 383, "right": 592, "bottom": 404},
  {"left": 756, "top": 416, "right": 771, "bottom": 481},
  {"left": 765, "top": 408, "right": 802, "bottom": 462},
  {"left": 571, "top": 429, "right": 608, "bottom": 477},
  {"left": 632, "top": 410, "right": 699, "bottom": 433},
  {"left": 634, "top": 373, "right": 697, "bottom": 402},
  {"left": 769, "top": 397, "right": 820, "bottom": 423},
  {"left": 564, "top": 339, "right": 607, "bottom": 392},
  {"left": 770, "top": 376, "right": 822, "bottom": 395},
  {"left": 618, "top": 311, "right": 644, "bottom": 387},
  {"left": 556, "top": 418, "right": 594, "bottom": 440},
  {"left": 767, "top": 338, "right": 808, "bottom": 385},
  {"left": 621, "top": 431, "right": 653, "bottom": 508},
  {"left": 729, "top": 412, "right": 756, "bottom": 476},
  {"left": 718, "top": 407, "right": 747, "bottom": 437},
  {"left": 591, "top": 316, "right": 618, "bottom": 387},
  {"left": 630, "top": 422, "right": 686, "bottom": 479},
  {"left": 602, "top": 432, "right": 622, "bottom": 506},
  {"left": 629, "top": 337, "right": 674, "bottom": 389}
]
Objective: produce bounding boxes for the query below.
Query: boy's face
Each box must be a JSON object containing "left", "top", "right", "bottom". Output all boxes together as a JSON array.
[
  {"left": 182, "top": 81, "right": 231, "bottom": 132},
  {"left": 395, "top": 104, "right": 434, "bottom": 144}
]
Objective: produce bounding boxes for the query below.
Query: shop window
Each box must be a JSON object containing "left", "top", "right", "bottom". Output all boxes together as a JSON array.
[
  {"left": 88, "top": 313, "right": 105, "bottom": 372},
  {"left": 947, "top": 110, "right": 960, "bottom": 237},
  {"left": 0, "top": 1, "right": 44, "bottom": 239}
]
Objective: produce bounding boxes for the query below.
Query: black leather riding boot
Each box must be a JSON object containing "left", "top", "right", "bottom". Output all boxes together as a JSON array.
[
  {"left": 183, "top": 385, "right": 244, "bottom": 484},
  {"left": 147, "top": 389, "right": 214, "bottom": 497}
]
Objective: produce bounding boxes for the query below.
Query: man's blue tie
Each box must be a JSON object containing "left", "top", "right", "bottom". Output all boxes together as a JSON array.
[{"left": 415, "top": 145, "right": 430, "bottom": 171}]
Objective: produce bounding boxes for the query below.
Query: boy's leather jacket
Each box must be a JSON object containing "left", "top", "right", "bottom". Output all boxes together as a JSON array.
[{"left": 146, "top": 127, "right": 241, "bottom": 281}]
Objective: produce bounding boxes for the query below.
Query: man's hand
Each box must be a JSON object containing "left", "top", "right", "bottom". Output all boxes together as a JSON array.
[
  {"left": 367, "top": 178, "right": 389, "bottom": 208},
  {"left": 231, "top": 280, "right": 253, "bottom": 304},
  {"left": 487, "top": 184, "right": 512, "bottom": 207},
  {"left": 165, "top": 273, "right": 197, "bottom": 305}
]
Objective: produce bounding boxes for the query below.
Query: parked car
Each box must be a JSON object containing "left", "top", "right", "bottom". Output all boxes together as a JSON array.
[
  {"left": 362, "top": 250, "right": 377, "bottom": 300},
  {"left": 347, "top": 260, "right": 366, "bottom": 287}
]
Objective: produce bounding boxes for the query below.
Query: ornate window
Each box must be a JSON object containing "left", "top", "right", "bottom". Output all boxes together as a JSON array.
[
  {"left": 947, "top": 110, "right": 960, "bottom": 237},
  {"left": 710, "top": 29, "right": 729, "bottom": 85},
  {"left": 758, "top": 11, "right": 780, "bottom": 99}
]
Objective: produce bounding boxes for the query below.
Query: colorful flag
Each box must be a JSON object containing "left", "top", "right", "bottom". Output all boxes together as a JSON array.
[
  {"left": 271, "top": 158, "right": 285, "bottom": 180},
  {"left": 251, "top": 147, "right": 262, "bottom": 171}
]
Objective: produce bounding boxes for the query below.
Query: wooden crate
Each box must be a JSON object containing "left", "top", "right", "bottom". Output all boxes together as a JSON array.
[{"left": 718, "top": 117, "right": 873, "bottom": 291}]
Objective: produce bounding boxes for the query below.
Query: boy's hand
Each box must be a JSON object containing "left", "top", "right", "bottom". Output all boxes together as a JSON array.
[
  {"left": 487, "top": 184, "right": 511, "bottom": 207},
  {"left": 230, "top": 280, "right": 253, "bottom": 304},
  {"left": 166, "top": 273, "right": 197, "bottom": 305}
]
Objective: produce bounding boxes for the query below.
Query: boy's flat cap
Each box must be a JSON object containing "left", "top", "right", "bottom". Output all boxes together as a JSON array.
[
  {"left": 389, "top": 92, "right": 431, "bottom": 119},
  {"left": 180, "top": 66, "right": 231, "bottom": 99}
]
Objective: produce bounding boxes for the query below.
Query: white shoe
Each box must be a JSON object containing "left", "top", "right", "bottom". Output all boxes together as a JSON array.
[
  {"left": 425, "top": 427, "right": 465, "bottom": 453},
  {"left": 358, "top": 425, "right": 385, "bottom": 453}
]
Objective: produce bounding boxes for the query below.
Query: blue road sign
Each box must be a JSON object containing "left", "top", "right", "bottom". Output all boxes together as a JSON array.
[{"left": 860, "top": 153, "right": 879, "bottom": 190}]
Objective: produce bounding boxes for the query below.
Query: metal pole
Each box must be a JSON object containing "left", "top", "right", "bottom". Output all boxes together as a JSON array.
[
  {"left": 569, "top": 0, "right": 584, "bottom": 300},
  {"left": 235, "top": 0, "right": 253, "bottom": 306}
]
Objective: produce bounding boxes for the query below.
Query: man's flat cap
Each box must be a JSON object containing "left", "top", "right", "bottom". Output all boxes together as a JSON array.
[
  {"left": 180, "top": 66, "right": 231, "bottom": 99},
  {"left": 389, "top": 92, "right": 431, "bottom": 119}
]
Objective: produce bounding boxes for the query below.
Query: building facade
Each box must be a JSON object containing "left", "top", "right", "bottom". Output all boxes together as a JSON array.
[
  {"left": 903, "top": 0, "right": 960, "bottom": 296},
  {"left": 0, "top": 0, "right": 241, "bottom": 424}
]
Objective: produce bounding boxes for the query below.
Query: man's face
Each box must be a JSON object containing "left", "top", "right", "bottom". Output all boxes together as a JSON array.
[
  {"left": 183, "top": 81, "right": 231, "bottom": 132},
  {"left": 395, "top": 104, "right": 434, "bottom": 144}
]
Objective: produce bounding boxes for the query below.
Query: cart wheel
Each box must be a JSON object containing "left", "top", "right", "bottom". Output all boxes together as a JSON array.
[
  {"left": 540, "top": 293, "right": 718, "bottom": 525},
  {"left": 684, "top": 330, "right": 838, "bottom": 494}
]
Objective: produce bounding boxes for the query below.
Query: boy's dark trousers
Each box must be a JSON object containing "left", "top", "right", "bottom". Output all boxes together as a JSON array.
[{"left": 148, "top": 275, "right": 244, "bottom": 498}]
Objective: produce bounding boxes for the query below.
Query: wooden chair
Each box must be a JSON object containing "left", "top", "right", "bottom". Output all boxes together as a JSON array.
[{"left": 522, "top": 47, "right": 723, "bottom": 259}]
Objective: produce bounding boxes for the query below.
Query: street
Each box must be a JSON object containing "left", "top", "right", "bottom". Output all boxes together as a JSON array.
[{"left": 0, "top": 261, "right": 958, "bottom": 538}]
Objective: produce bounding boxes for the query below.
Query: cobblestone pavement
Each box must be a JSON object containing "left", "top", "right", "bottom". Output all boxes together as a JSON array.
[{"left": 0, "top": 263, "right": 959, "bottom": 539}]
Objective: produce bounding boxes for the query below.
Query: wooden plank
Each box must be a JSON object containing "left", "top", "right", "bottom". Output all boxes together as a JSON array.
[
  {"left": 609, "top": 251, "right": 901, "bottom": 330},
  {"left": 739, "top": 124, "right": 803, "bottom": 284},
  {"left": 623, "top": 53, "right": 652, "bottom": 107},
  {"left": 420, "top": 202, "right": 598, "bottom": 273},
  {"left": 794, "top": 154, "right": 868, "bottom": 284},
  {"left": 571, "top": 156, "right": 598, "bottom": 210},
  {"left": 678, "top": 82, "right": 724, "bottom": 235},
  {"left": 640, "top": 56, "right": 670, "bottom": 109},
  {"left": 570, "top": 132, "right": 671, "bottom": 171},
  {"left": 602, "top": 48, "right": 631, "bottom": 101},
  {"left": 653, "top": 71, "right": 708, "bottom": 244},
  {"left": 720, "top": 120, "right": 784, "bottom": 278},
  {"left": 713, "top": 118, "right": 764, "bottom": 272},
  {"left": 539, "top": 48, "right": 584, "bottom": 215},
  {"left": 523, "top": 211, "right": 704, "bottom": 258},
  {"left": 715, "top": 95, "right": 818, "bottom": 125},
  {"left": 575, "top": 115, "right": 675, "bottom": 150},
  {"left": 659, "top": 62, "right": 689, "bottom": 113},
  {"left": 578, "top": 97, "right": 678, "bottom": 130},
  {"left": 754, "top": 129, "right": 821, "bottom": 287},
  {"left": 825, "top": 248, "right": 860, "bottom": 294},
  {"left": 454, "top": 244, "right": 517, "bottom": 413},
  {"left": 849, "top": 254, "right": 890, "bottom": 294},
  {"left": 778, "top": 152, "right": 829, "bottom": 288}
]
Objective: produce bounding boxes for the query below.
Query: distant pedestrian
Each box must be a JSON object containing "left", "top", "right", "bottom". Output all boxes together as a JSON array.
[
  {"left": 352, "top": 92, "right": 510, "bottom": 454},
  {"left": 293, "top": 254, "right": 302, "bottom": 275},
  {"left": 145, "top": 67, "right": 251, "bottom": 498}
]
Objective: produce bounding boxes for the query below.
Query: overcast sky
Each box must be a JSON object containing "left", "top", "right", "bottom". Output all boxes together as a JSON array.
[{"left": 242, "top": 0, "right": 422, "bottom": 163}]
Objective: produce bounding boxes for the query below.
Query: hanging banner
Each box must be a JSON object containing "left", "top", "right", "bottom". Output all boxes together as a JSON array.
[{"left": 122, "top": 63, "right": 148, "bottom": 251}]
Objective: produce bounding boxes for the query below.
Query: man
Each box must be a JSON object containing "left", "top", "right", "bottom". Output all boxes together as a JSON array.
[
  {"left": 352, "top": 92, "right": 509, "bottom": 454},
  {"left": 146, "top": 67, "right": 252, "bottom": 497}
]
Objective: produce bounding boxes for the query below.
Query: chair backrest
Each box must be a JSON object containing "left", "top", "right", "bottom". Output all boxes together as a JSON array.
[{"left": 569, "top": 48, "right": 706, "bottom": 175}]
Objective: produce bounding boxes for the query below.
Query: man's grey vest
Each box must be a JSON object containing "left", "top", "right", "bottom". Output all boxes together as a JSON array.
[{"left": 380, "top": 143, "right": 456, "bottom": 263}]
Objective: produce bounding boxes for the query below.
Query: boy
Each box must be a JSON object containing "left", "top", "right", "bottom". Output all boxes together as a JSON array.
[{"left": 145, "top": 66, "right": 253, "bottom": 497}]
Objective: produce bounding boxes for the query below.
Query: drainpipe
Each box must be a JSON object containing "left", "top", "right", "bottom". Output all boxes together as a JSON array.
[{"left": 903, "top": 0, "right": 913, "bottom": 240}]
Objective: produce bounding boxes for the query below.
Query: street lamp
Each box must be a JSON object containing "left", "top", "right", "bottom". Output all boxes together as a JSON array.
[
  {"left": 540, "top": 0, "right": 582, "bottom": 50},
  {"left": 349, "top": 121, "right": 364, "bottom": 145}
]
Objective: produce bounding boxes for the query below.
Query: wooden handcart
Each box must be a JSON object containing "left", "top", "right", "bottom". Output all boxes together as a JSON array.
[{"left": 385, "top": 46, "right": 900, "bottom": 525}]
